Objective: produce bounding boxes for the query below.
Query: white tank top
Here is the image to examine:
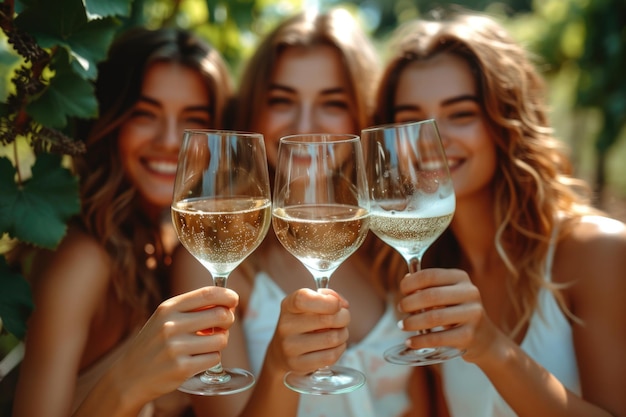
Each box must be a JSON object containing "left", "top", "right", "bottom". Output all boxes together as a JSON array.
[
  {"left": 441, "top": 236, "right": 581, "bottom": 416},
  {"left": 243, "top": 272, "right": 412, "bottom": 417}
]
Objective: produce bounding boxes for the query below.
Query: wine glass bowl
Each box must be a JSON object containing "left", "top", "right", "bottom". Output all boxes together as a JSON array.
[
  {"left": 362, "top": 120, "right": 462, "bottom": 366},
  {"left": 272, "top": 133, "right": 370, "bottom": 394},
  {"left": 171, "top": 129, "right": 271, "bottom": 394}
]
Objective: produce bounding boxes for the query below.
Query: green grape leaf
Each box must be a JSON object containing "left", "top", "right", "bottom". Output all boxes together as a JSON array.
[
  {"left": 14, "top": 0, "right": 88, "bottom": 42},
  {"left": 84, "top": 0, "right": 132, "bottom": 19},
  {"left": 0, "top": 155, "right": 80, "bottom": 249},
  {"left": 26, "top": 51, "right": 98, "bottom": 128},
  {"left": 14, "top": 0, "right": 120, "bottom": 80},
  {"left": 65, "top": 17, "right": 121, "bottom": 80},
  {"left": 0, "top": 256, "right": 33, "bottom": 339}
]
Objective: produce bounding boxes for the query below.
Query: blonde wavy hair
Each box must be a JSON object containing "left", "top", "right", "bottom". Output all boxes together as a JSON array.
[
  {"left": 233, "top": 8, "right": 379, "bottom": 133},
  {"left": 73, "top": 27, "right": 232, "bottom": 320},
  {"left": 373, "top": 10, "right": 596, "bottom": 336},
  {"left": 233, "top": 9, "right": 381, "bottom": 282}
]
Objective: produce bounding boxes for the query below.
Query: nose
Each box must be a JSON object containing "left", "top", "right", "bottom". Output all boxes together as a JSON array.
[
  {"left": 292, "top": 103, "right": 317, "bottom": 134},
  {"left": 158, "top": 116, "right": 181, "bottom": 149}
]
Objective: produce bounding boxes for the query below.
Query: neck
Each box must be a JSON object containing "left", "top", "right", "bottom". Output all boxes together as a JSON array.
[
  {"left": 140, "top": 201, "right": 178, "bottom": 255},
  {"left": 450, "top": 190, "right": 500, "bottom": 274}
]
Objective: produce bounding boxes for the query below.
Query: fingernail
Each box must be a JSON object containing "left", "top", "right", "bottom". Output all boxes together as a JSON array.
[{"left": 397, "top": 320, "right": 404, "bottom": 330}]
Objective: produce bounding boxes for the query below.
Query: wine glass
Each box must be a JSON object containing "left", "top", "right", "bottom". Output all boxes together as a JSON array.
[
  {"left": 171, "top": 129, "right": 271, "bottom": 395},
  {"left": 362, "top": 119, "right": 463, "bottom": 366},
  {"left": 272, "top": 133, "right": 370, "bottom": 395}
]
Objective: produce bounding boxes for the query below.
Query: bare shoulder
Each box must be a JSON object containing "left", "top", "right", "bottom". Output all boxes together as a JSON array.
[
  {"left": 33, "top": 226, "right": 109, "bottom": 269},
  {"left": 558, "top": 215, "right": 625, "bottom": 266},
  {"left": 554, "top": 215, "right": 626, "bottom": 311},
  {"left": 566, "top": 214, "right": 625, "bottom": 240},
  {"left": 30, "top": 226, "right": 112, "bottom": 307},
  {"left": 556, "top": 215, "right": 626, "bottom": 270}
]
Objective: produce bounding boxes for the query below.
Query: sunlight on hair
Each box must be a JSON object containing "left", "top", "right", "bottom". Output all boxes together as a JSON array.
[
  {"left": 330, "top": 8, "right": 358, "bottom": 43},
  {"left": 587, "top": 215, "right": 626, "bottom": 234}
]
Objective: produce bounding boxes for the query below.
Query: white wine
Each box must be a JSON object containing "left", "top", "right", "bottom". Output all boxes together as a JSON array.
[
  {"left": 370, "top": 212, "right": 452, "bottom": 257},
  {"left": 273, "top": 204, "right": 369, "bottom": 273},
  {"left": 172, "top": 196, "right": 271, "bottom": 275},
  {"left": 370, "top": 195, "right": 454, "bottom": 258}
]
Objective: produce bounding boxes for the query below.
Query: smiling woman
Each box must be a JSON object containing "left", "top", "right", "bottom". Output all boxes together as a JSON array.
[
  {"left": 117, "top": 61, "right": 213, "bottom": 210},
  {"left": 372, "top": 9, "right": 626, "bottom": 417},
  {"left": 167, "top": 8, "right": 426, "bottom": 417},
  {"left": 11, "top": 27, "right": 239, "bottom": 417}
]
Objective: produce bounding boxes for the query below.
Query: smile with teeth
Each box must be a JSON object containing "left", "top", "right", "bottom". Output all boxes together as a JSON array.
[
  {"left": 146, "top": 159, "right": 178, "bottom": 175},
  {"left": 445, "top": 158, "right": 462, "bottom": 170}
]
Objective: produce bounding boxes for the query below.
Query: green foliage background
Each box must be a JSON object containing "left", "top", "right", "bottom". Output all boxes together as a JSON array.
[{"left": 0, "top": 0, "right": 624, "bottom": 372}]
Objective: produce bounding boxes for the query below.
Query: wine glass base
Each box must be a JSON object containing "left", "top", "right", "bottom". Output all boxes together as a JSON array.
[
  {"left": 384, "top": 344, "right": 464, "bottom": 366},
  {"left": 178, "top": 368, "right": 255, "bottom": 395},
  {"left": 284, "top": 366, "right": 366, "bottom": 395}
]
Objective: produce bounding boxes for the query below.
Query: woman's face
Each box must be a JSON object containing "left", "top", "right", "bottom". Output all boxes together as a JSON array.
[
  {"left": 392, "top": 52, "right": 497, "bottom": 202},
  {"left": 255, "top": 44, "right": 358, "bottom": 169},
  {"left": 117, "top": 61, "right": 212, "bottom": 211}
]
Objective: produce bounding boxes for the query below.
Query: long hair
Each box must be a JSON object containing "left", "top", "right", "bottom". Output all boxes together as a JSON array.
[
  {"left": 373, "top": 10, "right": 595, "bottom": 336},
  {"left": 74, "top": 27, "right": 232, "bottom": 319},
  {"left": 234, "top": 8, "right": 378, "bottom": 133},
  {"left": 233, "top": 9, "right": 381, "bottom": 283}
]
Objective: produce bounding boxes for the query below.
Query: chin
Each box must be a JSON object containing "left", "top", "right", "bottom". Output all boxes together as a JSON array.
[{"left": 139, "top": 191, "right": 175, "bottom": 214}]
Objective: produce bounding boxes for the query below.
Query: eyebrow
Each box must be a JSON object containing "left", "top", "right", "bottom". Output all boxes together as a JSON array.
[
  {"left": 137, "top": 95, "right": 213, "bottom": 113},
  {"left": 393, "top": 94, "right": 479, "bottom": 113},
  {"left": 268, "top": 83, "right": 347, "bottom": 96}
]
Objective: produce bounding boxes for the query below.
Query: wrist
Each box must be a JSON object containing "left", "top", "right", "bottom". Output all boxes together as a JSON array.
[
  {"left": 74, "top": 370, "right": 145, "bottom": 417},
  {"left": 465, "top": 331, "right": 514, "bottom": 372}
]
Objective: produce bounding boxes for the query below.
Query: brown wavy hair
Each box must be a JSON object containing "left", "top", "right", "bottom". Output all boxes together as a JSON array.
[
  {"left": 73, "top": 27, "right": 232, "bottom": 319},
  {"left": 373, "top": 10, "right": 596, "bottom": 336}
]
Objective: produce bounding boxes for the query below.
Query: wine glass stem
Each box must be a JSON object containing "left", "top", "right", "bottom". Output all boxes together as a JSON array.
[
  {"left": 312, "top": 274, "right": 333, "bottom": 377},
  {"left": 407, "top": 256, "right": 431, "bottom": 336},
  {"left": 408, "top": 256, "right": 422, "bottom": 274},
  {"left": 213, "top": 275, "right": 228, "bottom": 288},
  {"left": 202, "top": 273, "right": 230, "bottom": 383},
  {"left": 314, "top": 275, "right": 330, "bottom": 289}
]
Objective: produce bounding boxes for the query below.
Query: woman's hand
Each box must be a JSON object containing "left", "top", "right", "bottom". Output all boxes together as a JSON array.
[
  {"left": 100, "top": 286, "right": 239, "bottom": 408},
  {"left": 265, "top": 288, "right": 350, "bottom": 374},
  {"left": 397, "top": 268, "right": 502, "bottom": 365}
]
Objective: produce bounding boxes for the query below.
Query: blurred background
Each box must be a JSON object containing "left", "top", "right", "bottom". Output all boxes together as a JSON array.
[
  {"left": 130, "top": 0, "right": 626, "bottom": 220},
  {"left": 0, "top": 0, "right": 624, "bottom": 413},
  {"left": 1, "top": 0, "right": 625, "bottom": 219}
]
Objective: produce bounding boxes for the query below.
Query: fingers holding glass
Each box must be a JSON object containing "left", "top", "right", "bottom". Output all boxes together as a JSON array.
[
  {"left": 171, "top": 129, "right": 271, "bottom": 394},
  {"left": 362, "top": 120, "right": 463, "bottom": 366},
  {"left": 272, "top": 133, "right": 369, "bottom": 394}
]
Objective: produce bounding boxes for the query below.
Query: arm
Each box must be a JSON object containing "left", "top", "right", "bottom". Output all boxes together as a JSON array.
[
  {"left": 559, "top": 216, "right": 626, "bottom": 416},
  {"left": 479, "top": 217, "right": 626, "bottom": 416},
  {"left": 12, "top": 231, "right": 112, "bottom": 417},
  {"left": 74, "top": 286, "right": 239, "bottom": 417},
  {"left": 14, "top": 230, "right": 239, "bottom": 417},
  {"left": 168, "top": 246, "right": 253, "bottom": 417},
  {"left": 170, "top": 247, "right": 351, "bottom": 417},
  {"left": 401, "top": 367, "right": 438, "bottom": 417},
  {"left": 237, "top": 287, "right": 350, "bottom": 417},
  {"left": 397, "top": 217, "right": 626, "bottom": 417}
]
